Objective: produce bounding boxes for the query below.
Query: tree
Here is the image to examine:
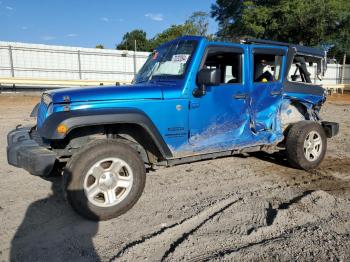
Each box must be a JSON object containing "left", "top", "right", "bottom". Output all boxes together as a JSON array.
[
  {"left": 149, "top": 23, "right": 197, "bottom": 50},
  {"left": 114, "top": 12, "right": 214, "bottom": 52},
  {"left": 149, "top": 11, "right": 214, "bottom": 49},
  {"left": 116, "top": 30, "right": 151, "bottom": 51},
  {"left": 211, "top": 0, "right": 248, "bottom": 39},
  {"left": 211, "top": 0, "right": 350, "bottom": 60},
  {"left": 95, "top": 44, "right": 104, "bottom": 49},
  {"left": 186, "top": 11, "right": 210, "bottom": 36}
]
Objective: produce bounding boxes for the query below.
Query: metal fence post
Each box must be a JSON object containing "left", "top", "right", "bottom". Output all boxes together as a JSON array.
[
  {"left": 341, "top": 53, "right": 346, "bottom": 84},
  {"left": 8, "top": 45, "right": 15, "bottom": 77},
  {"left": 133, "top": 40, "right": 137, "bottom": 76},
  {"left": 77, "top": 50, "right": 82, "bottom": 79},
  {"left": 335, "top": 64, "right": 338, "bottom": 84}
]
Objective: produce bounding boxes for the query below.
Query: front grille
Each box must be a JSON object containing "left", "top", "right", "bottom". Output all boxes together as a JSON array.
[
  {"left": 37, "top": 102, "right": 48, "bottom": 128},
  {"left": 30, "top": 128, "right": 47, "bottom": 146}
]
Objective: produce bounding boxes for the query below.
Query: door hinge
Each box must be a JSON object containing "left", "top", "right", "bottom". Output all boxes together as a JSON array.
[{"left": 189, "top": 101, "right": 200, "bottom": 109}]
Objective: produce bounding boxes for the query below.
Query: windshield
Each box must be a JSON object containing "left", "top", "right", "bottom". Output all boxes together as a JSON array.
[{"left": 134, "top": 40, "right": 197, "bottom": 84}]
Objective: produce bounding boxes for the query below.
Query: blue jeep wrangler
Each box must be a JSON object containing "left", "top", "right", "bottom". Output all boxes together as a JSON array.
[{"left": 7, "top": 36, "right": 339, "bottom": 220}]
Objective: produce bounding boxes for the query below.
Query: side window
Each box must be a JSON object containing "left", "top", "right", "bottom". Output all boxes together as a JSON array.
[
  {"left": 203, "top": 47, "right": 242, "bottom": 84},
  {"left": 253, "top": 53, "right": 283, "bottom": 83},
  {"left": 288, "top": 55, "right": 319, "bottom": 84}
]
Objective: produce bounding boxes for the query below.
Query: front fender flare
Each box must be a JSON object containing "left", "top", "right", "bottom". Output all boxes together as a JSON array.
[{"left": 37, "top": 108, "right": 173, "bottom": 158}]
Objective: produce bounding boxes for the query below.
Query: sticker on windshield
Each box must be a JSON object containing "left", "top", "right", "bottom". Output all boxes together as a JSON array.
[{"left": 171, "top": 54, "right": 190, "bottom": 63}]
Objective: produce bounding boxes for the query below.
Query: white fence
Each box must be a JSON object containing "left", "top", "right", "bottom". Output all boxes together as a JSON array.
[
  {"left": 290, "top": 63, "right": 350, "bottom": 85},
  {"left": 0, "top": 41, "right": 150, "bottom": 83},
  {"left": 0, "top": 41, "right": 349, "bottom": 88}
]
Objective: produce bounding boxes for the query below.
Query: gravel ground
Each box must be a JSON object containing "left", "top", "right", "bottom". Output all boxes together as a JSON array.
[{"left": 0, "top": 93, "right": 350, "bottom": 261}]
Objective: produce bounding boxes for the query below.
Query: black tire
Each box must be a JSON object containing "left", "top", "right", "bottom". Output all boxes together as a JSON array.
[
  {"left": 285, "top": 121, "right": 327, "bottom": 170},
  {"left": 63, "top": 139, "right": 146, "bottom": 221}
]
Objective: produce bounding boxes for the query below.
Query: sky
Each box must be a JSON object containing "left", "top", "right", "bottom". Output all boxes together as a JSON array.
[{"left": 0, "top": 0, "right": 218, "bottom": 48}]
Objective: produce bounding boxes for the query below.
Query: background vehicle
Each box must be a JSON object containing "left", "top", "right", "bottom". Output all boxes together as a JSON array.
[{"left": 7, "top": 36, "right": 339, "bottom": 220}]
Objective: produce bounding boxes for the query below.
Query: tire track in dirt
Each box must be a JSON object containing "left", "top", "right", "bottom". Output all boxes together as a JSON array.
[
  {"left": 181, "top": 190, "right": 337, "bottom": 261},
  {"left": 184, "top": 192, "right": 316, "bottom": 261},
  {"left": 109, "top": 195, "right": 243, "bottom": 261},
  {"left": 265, "top": 190, "right": 314, "bottom": 226},
  {"left": 188, "top": 234, "right": 289, "bottom": 262},
  {"left": 109, "top": 185, "right": 284, "bottom": 261}
]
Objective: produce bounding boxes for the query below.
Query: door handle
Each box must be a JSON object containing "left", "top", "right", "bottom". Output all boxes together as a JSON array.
[
  {"left": 233, "top": 93, "right": 247, "bottom": 99},
  {"left": 270, "top": 90, "right": 282, "bottom": 96}
]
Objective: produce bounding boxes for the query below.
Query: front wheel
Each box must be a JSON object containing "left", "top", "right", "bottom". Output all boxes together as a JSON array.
[
  {"left": 285, "top": 121, "right": 327, "bottom": 170},
  {"left": 63, "top": 140, "right": 146, "bottom": 221}
]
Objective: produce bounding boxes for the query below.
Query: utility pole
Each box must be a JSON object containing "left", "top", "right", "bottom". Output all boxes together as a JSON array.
[{"left": 133, "top": 39, "right": 137, "bottom": 76}]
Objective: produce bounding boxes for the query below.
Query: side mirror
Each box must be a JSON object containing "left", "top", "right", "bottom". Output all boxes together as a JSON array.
[
  {"left": 194, "top": 68, "right": 221, "bottom": 97},
  {"left": 198, "top": 68, "right": 221, "bottom": 86}
]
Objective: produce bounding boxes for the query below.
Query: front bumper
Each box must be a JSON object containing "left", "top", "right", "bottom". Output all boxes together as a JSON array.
[{"left": 7, "top": 126, "right": 57, "bottom": 176}]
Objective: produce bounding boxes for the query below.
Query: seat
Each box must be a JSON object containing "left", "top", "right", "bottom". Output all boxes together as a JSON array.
[{"left": 227, "top": 65, "right": 239, "bottom": 84}]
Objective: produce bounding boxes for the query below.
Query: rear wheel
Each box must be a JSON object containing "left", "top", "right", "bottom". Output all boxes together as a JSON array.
[
  {"left": 63, "top": 139, "right": 146, "bottom": 221},
  {"left": 285, "top": 121, "right": 327, "bottom": 170}
]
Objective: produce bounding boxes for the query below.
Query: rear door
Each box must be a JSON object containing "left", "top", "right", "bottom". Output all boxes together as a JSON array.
[{"left": 249, "top": 46, "right": 287, "bottom": 134}]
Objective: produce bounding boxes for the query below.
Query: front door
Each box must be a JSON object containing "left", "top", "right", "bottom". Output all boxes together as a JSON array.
[{"left": 188, "top": 45, "right": 251, "bottom": 152}]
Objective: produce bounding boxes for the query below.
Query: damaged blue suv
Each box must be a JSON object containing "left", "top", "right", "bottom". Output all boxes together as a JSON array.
[{"left": 7, "top": 36, "right": 339, "bottom": 220}]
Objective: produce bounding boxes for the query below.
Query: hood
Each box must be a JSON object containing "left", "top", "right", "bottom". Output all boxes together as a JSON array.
[{"left": 46, "top": 84, "right": 163, "bottom": 103}]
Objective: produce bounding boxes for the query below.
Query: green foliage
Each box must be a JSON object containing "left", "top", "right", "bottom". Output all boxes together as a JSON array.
[
  {"left": 186, "top": 11, "right": 210, "bottom": 36},
  {"left": 116, "top": 12, "right": 212, "bottom": 52},
  {"left": 116, "top": 30, "right": 151, "bottom": 51},
  {"left": 211, "top": 0, "right": 350, "bottom": 60},
  {"left": 149, "top": 23, "right": 197, "bottom": 50},
  {"left": 95, "top": 44, "right": 104, "bottom": 49}
]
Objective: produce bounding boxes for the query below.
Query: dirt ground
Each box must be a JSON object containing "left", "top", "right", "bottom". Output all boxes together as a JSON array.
[{"left": 0, "top": 93, "right": 350, "bottom": 261}]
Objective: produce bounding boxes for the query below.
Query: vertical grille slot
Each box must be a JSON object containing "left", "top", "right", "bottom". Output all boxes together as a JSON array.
[{"left": 37, "top": 102, "right": 48, "bottom": 128}]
